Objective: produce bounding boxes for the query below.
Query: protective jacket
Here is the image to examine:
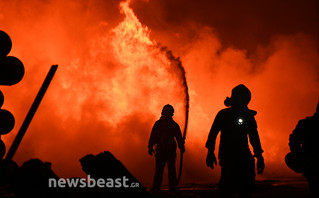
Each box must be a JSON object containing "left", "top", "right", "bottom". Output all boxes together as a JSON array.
[
  {"left": 148, "top": 116, "right": 184, "bottom": 152},
  {"left": 206, "top": 107, "right": 263, "bottom": 160}
]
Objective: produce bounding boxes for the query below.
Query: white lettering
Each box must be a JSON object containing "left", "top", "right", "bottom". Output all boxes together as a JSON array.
[
  {"left": 48, "top": 178, "right": 57, "bottom": 188},
  {"left": 106, "top": 178, "right": 114, "bottom": 188},
  {"left": 122, "top": 176, "right": 129, "bottom": 188},
  {"left": 48, "top": 175, "right": 134, "bottom": 189},
  {"left": 87, "top": 175, "right": 96, "bottom": 188},
  {"left": 58, "top": 179, "right": 66, "bottom": 188},
  {"left": 97, "top": 178, "right": 105, "bottom": 188},
  {"left": 115, "top": 178, "right": 122, "bottom": 188},
  {"left": 79, "top": 178, "right": 86, "bottom": 188},
  {"left": 66, "top": 178, "right": 79, "bottom": 187}
]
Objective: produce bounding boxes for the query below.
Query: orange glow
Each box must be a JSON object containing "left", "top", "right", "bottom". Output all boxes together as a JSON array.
[
  {"left": 0, "top": 0, "right": 318, "bottom": 187},
  {"left": 109, "top": 0, "right": 187, "bottom": 124}
]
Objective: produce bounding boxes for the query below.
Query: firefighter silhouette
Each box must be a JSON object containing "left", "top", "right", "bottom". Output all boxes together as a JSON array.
[
  {"left": 148, "top": 104, "right": 185, "bottom": 192},
  {"left": 205, "top": 84, "right": 264, "bottom": 198},
  {"left": 286, "top": 102, "right": 319, "bottom": 197}
]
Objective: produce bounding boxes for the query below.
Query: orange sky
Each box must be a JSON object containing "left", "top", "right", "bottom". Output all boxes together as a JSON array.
[{"left": 0, "top": 0, "right": 318, "bottom": 187}]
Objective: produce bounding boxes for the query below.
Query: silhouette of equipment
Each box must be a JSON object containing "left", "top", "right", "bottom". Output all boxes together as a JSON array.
[
  {"left": 0, "top": 30, "right": 25, "bottom": 160},
  {"left": 80, "top": 151, "right": 150, "bottom": 197},
  {"left": 176, "top": 83, "right": 189, "bottom": 186},
  {"left": 177, "top": 110, "right": 188, "bottom": 185},
  {"left": 285, "top": 152, "right": 304, "bottom": 173},
  {"left": 0, "top": 152, "right": 149, "bottom": 197},
  {"left": 0, "top": 31, "right": 58, "bottom": 180},
  {"left": 11, "top": 159, "right": 61, "bottom": 197},
  {"left": 4, "top": 65, "right": 57, "bottom": 161},
  {"left": 0, "top": 31, "right": 59, "bottom": 189},
  {"left": 0, "top": 31, "right": 12, "bottom": 57}
]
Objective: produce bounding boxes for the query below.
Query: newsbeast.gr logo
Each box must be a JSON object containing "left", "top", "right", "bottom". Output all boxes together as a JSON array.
[{"left": 48, "top": 175, "right": 140, "bottom": 188}]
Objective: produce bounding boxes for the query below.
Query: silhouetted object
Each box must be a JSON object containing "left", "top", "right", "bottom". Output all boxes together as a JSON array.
[
  {"left": 0, "top": 30, "right": 24, "bottom": 86},
  {"left": 285, "top": 152, "right": 304, "bottom": 173},
  {"left": 5, "top": 65, "right": 57, "bottom": 161},
  {"left": 0, "top": 141, "right": 5, "bottom": 159},
  {"left": 11, "top": 159, "right": 61, "bottom": 198},
  {"left": 0, "top": 30, "right": 12, "bottom": 57},
  {"left": 286, "top": 102, "right": 319, "bottom": 197},
  {"left": 0, "top": 56, "right": 24, "bottom": 85},
  {"left": 80, "top": 151, "right": 149, "bottom": 197},
  {"left": 206, "top": 84, "right": 264, "bottom": 198},
  {"left": 0, "top": 158, "right": 63, "bottom": 197},
  {"left": 0, "top": 159, "right": 19, "bottom": 186},
  {"left": 0, "top": 109, "right": 15, "bottom": 135},
  {"left": 161, "top": 48, "right": 190, "bottom": 185},
  {"left": 0, "top": 30, "right": 25, "bottom": 161},
  {"left": 0, "top": 91, "right": 3, "bottom": 107},
  {"left": 148, "top": 104, "right": 185, "bottom": 192}
]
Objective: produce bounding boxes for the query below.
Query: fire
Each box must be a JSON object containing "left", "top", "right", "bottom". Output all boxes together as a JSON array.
[
  {"left": 109, "top": 0, "right": 188, "bottom": 125},
  {"left": 0, "top": 0, "right": 318, "bottom": 186},
  {"left": 113, "top": 0, "right": 153, "bottom": 49},
  {"left": 1, "top": 0, "right": 189, "bottom": 182}
]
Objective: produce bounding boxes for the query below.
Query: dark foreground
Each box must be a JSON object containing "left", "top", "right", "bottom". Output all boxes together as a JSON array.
[
  {"left": 0, "top": 179, "right": 312, "bottom": 198},
  {"left": 151, "top": 179, "right": 312, "bottom": 198},
  {"left": 0, "top": 154, "right": 312, "bottom": 198}
]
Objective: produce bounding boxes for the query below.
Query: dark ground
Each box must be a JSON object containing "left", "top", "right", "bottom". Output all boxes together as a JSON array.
[
  {"left": 0, "top": 179, "right": 312, "bottom": 198},
  {"left": 150, "top": 179, "right": 312, "bottom": 198}
]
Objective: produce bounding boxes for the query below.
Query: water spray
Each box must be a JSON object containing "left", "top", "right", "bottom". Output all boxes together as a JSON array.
[{"left": 162, "top": 49, "right": 189, "bottom": 185}]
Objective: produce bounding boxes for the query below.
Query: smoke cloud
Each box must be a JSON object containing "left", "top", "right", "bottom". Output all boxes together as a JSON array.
[
  {"left": 0, "top": 0, "right": 190, "bottom": 186},
  {"left": 0, "top": 0, "right": 318, "bottom": 187}
]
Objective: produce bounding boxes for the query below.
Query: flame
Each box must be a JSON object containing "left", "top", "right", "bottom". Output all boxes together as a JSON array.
[
  {"left": 108, "top": 0, "right": 188, "bottom": 125},
  {"left": 1, "top": 0, "right": 190, "bottom": 182},
  {"left": 0, "top": 0, "right": 318, "bottom": 186}
]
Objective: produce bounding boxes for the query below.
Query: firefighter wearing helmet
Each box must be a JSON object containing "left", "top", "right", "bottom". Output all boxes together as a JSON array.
[
  {"left": 205, "top": 84, "right": 264, "bottom": 198},
  {"left": 286, "top": 102, "right": 319, "bottom": 197},
  {"left": 148, "top": 104, "right": 185, "bottom": 192}
]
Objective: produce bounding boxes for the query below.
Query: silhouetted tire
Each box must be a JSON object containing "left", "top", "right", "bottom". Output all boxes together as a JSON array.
[
  {"left": 0, "top": 139, "right": 5, "bottom": 159},
  {"left": 285, "top": 152, "right": 304, "bottom": 173}
]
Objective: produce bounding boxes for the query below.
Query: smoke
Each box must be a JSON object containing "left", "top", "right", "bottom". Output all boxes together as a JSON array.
[
  {"left": 161, "top": 48, "right": 189, "bottom": 138},
  {"left": 160, "top": 47, "right": 189, "bottom": 183},
  {"left": 0, "top": 0, "right": 318, "bottom": 188},
  {"left": 129, "top": 0, "right": 319, "bottom": 183},
  {"left": 0, "top": 0, "right": 190, "bottom": 186},
  {"left": 130, "top": 0, "right": 319, "bottom": 54},
  {"left": 173, "top": 28, "right": 319, "bottom": 183}
]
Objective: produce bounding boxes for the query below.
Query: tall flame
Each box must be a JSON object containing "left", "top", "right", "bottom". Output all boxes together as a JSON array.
[
  {"left": 2, "top": 0, "right": 316, "bottom": 185},
  {"left": 110, "top": 0, "right": 189, "bottom": 130},
  {"left": 0, "top": 0, "right": 192, "bottom": 182}
]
